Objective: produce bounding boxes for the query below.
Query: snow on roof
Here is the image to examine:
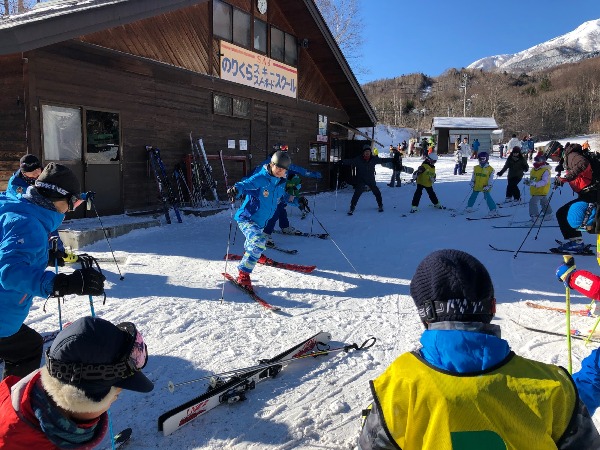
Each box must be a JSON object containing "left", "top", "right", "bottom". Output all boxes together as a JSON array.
[
  {"left": 432, "top": 117, "right": 498, "bottom": 129},
  {"left": 0, "top": 0, "right": 127, "bottom": 30}
]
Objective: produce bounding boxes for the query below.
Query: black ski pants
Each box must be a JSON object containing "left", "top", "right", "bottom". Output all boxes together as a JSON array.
[
  {"left": 350, "top": 181, "right": 382, "bottom": 210},
  {"left": 557, "top": 190, "right": 598, "bottom": 240},
  {"left": 505, "top": 176, "right": 523, "bottom": 201},
  {"left": 0, "top": 324, "right": 44, "bottom": 379},
  {"left": 412, "top": 184, "right": 439, "bottom": 207}
]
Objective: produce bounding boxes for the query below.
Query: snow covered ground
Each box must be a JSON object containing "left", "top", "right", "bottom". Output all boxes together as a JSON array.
[{"left": 23, "top": 135, "right": 600, "bottom": 449}]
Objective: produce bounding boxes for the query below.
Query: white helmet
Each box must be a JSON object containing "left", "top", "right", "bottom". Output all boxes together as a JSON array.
[{"left": 427, "top": 153, "right": 438, "bottom": 162}]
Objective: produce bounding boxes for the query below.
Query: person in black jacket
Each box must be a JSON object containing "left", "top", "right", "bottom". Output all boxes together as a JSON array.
[
  {"left": 340, "top": 145, "right": 392, "bottom": 215},
  {"left": 497, "top": 146, "right": 529, "bottom": 203},
  {"left": 387, "top": 145, "right": 402, "bottom": 187}
]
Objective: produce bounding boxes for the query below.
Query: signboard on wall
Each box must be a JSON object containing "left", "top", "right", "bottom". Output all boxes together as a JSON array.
[{"left": 220, "top": 41, "right": 298, "bottom": 99}]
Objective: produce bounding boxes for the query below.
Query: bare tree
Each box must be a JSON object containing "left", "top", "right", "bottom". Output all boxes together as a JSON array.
[
  {"left": 314, "top": 0, "right": 368, "bottom": 78},
  {"left": 1, "top": 0, "right": 36, "bottom": 15}
]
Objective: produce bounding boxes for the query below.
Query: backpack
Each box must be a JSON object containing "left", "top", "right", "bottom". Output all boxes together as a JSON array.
[{"left": 582, "top": 150, "right": 600, "bottom": 192}]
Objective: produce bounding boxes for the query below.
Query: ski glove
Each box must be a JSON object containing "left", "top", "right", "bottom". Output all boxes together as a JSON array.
[
  {"left": 523, "top": 178, "right": 531, "bottom": 186},
  {"left": 298, "top": 196, "right": 310, "bottom": 213},
  {"left": 556, "top": 258, "right": 576, "bottom": 287},
  {"left": 483, "top": 185, "right": 492, "bottom": 192},
  {"left": 227, "top": 186, "right": 238, "bottom": 202},
  {"left": 554, "top": 177, "right": 564, "bottom": 188},
  {"left": 48, "top": 248, "right": 67, "bottom": 267},
  {"left": 52, "top": 268, "right": 106, "bottom": 297}
]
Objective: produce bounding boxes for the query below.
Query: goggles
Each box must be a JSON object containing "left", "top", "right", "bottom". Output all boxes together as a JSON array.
[
  {"left": 67, "top": 194, "right": 83, "bottom": 212},
  {"left": 46, "top": 322, "right": 148, "bottom": 383}
]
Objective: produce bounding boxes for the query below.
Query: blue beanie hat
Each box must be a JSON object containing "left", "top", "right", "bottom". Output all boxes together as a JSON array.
[{"left": 567, "top": 202, "right": 596, "bottom": 228}]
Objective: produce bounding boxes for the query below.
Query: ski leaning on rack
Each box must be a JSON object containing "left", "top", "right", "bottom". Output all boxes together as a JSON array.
[
  {"left": 196, "top": 138, "right": 220, "bottom": 202},
  {"left": 488, "top": 244, "right": 595, "bottom": 256},
  {"left": 525, "top": 301, "right": 596, "bottom": 317},
  {"left": 273, "top": 230, "right": 329, "bottom": 239},
  {"left": 146, "top": 146, "right": 182, "bottom": 224},
  {"left": 224, "top": 254, "right": 316, "bottom": 273},
  {"left": 510, "top": 319, "right": 600, "bottom": 343},
  {"left": 158, "top": 331, "right": 332, "bottom": 435},
  {"left": 222, "top": 272, "right": 281, "bottom": 311}
]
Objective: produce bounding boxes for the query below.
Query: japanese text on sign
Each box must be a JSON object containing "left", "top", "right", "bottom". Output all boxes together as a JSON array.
[{"left": 220, "top": 41, "right": 298, "bottom": 99}]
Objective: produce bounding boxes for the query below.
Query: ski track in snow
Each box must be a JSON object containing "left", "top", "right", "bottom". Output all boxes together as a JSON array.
[{"left": 19, "top": 133, "right": 600, "bottom": 448}]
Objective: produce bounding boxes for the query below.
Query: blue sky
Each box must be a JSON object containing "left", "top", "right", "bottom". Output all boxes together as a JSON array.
[{"left": 356, "top": 0, "right": 600, "bottom": 84}]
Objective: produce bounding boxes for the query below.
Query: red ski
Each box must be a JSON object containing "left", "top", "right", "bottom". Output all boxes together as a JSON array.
[
  {"left": 224, "top": 254, "right": 316, "bottom": 274},
  {"left": 222, "top": 272, "right": 281, "bottom": 311},
  {"left": 525, "top": 301, "right": 596, "bottom": 317}
]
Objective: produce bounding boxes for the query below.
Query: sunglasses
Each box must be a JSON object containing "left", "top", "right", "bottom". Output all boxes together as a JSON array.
[{"left": 46, "top": 322, "right": 148, "bottom": 383}]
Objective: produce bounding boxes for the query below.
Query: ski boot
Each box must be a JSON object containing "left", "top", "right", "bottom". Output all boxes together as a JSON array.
[
  {"left": 433, "top": 203, "right": 445, "bottom": 210},
  {"left": 281, "top": 227, "right": 296, "bottom": 235},
  {"left": 347, "top": 207, "right": 355, "bottom": 216},
  {"left": 410, "top": 206, "right": 418, "bottom": 213},
  {"left": 237, "top": 270, "right": 252, "bottom": 289},
  {"left": 378, "top": 204, "right": 384, "bottom": 212},
  {"left": 487, "top": 209, "right": 500, "bottom": 218},
  {"left": 556, "top": 239, "right": 586, "bottom": 253},
  {"left": 265, "top": 235, "right": 275, "bottom": 248}
]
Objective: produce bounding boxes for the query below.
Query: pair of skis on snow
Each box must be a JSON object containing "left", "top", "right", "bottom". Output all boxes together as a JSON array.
[
  {"left": 158, "top": 331, "right": 375, "bottom": 436},
  {"left": 222, "top": 254, "right": 316, "bottom": 312}
]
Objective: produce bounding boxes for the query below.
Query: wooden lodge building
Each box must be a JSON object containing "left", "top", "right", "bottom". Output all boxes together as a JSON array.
[{"left": 0, "top": 0, "right": 376, "bottom": 216}]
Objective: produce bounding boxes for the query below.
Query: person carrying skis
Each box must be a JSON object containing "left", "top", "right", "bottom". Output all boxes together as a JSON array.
[
  {"left": 524, "top": 152, "right": 553, "bottom": 223},
  {"left": 0, "top": 163, "right": 106, "bottom": 380},
  {"left": 554, "top": 143, "right": 598, "bottom": 253},
  {"left": 226, "top": 151, "right": 291, "bottom": 288},
  {"left": 497, "top": 146, "right": 529, "bottom": 204},
  {"left": 0, "top": 316, "right": 154, "bottom": 449},
  {"left": 387, "top": 145, "right": 402, "bottom": 187},
  {"left": 409, "top": 153, "right": 443, "bottom": 213},
  {"left": 358, "top": 249, "right": 600, "bottom": 450},
  {"left": 462, "top": 152, "right": 499, "bottom": 217},
  {"left": 339, "top": 145, "right": 392, "bottom": 215}
]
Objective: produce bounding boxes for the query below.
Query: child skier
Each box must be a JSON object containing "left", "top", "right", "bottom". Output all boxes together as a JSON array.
[
  {"left": 497, "top": 146, "right": 529, "bottom": 204},
  {"left": 410, "top": 153, "right": 443, "bottom": 213},
  {"left": 524, "top": 152, "right": 553, "bottom": 222},
  {"left": 226, "top": 151, "right": 291, "bottom": 288},
  {"left": 463, "top": 152, "right": 499, "bottom": 217},
  {"left": 453, "top": 147, "right": 462, "bottom": 176}
]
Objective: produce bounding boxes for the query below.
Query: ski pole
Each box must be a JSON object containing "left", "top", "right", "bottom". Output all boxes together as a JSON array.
[
  {"left": 167, "top": 337, "right": 376, "bottom": 392},
  {"left": 84, "top": 194, "right": 125, "bottom": 281},
  {"left": 220, "top": 200, "right": 237, "bottom": 304},
  {"left": 564, "top": 256, "right": 573, "bottom": 374},
  {"left": 585, "top": 315, "right": 600, "bottom": 346},
  {"left": 533, "top": 188, "right": 556, "bottom": 240},
  {"left": 334, "top": 166, "right": 340, "bottom": 211},
  {"left": 307, "top": 211, "right": 363, "bottom": 279}
]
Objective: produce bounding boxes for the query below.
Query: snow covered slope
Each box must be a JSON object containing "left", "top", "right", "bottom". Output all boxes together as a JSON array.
[{"left": 468, "top": 19, "right": 600, "bottom": 73}]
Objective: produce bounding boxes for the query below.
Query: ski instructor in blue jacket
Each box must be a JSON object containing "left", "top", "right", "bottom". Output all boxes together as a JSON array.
[
  {"left": 0, "top": 163, "right": 105, "bottom": 379},
  {"left": 227, "top": 151, "right": 291, "bottom": 289}
]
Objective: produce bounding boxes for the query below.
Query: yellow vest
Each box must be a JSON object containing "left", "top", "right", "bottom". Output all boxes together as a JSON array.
[
  {"left": 529, "top": 166, "right": 551, "bottom": 196},
  {"left": 416, "top": 164, "right": 436, "bottom": 188},
  {"left": 371, "top": 352, "right": 576, "bottom": 450},
  {"left": 473, "top": 165, "right": 494, "bottom": 192}
]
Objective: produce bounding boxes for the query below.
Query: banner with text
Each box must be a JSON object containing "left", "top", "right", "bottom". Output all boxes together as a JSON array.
[{"left": 220, "top": 41, "right": 298, "bottom": 99}]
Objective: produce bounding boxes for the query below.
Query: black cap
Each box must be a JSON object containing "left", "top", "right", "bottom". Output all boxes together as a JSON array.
[
  {"left": 34, "top": 162, "right": 81, "bottom": 199},
  {"left": 46, "top": 317, "right": 154, "bottom": 401},
  {"left": 410, "top": 249, "right": 495, "bottom": 325},
  {"left": 20, "top": 154, "right": 41, "bottom": 172}
]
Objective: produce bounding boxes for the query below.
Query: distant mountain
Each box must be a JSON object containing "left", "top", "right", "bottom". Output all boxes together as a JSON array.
[{"left": 468, "top": 19, "right": 600, "bottom": 73}]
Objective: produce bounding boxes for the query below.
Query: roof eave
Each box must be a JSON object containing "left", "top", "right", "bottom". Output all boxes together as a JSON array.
[{"left": 0, "top": 0, "right": 208, "bottom": 56}]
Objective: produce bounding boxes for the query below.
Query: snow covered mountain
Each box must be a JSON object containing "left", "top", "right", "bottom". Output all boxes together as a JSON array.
[{"left": 468, "top": 19, "right": 600, "bottom": 73}]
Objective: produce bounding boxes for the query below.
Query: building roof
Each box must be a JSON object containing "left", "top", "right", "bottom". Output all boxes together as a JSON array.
[
  {"left": 0, "top": 0, "right": 376, "bottom": 127},
  {"left": 432, "top": 117, "right": 498, "bottom": 130}
]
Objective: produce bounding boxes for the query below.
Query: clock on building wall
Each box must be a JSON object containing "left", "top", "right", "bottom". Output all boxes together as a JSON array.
[{"left": 257, "top": 0, "right": 267, "bottom": 14}]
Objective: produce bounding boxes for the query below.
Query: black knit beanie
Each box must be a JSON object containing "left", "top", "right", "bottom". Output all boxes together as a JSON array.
[
  {"left": 20, "top": 154, "right": 41, "bottom": 172},
  {"left": 34, "top": 163, "right": 81, "bottom": 199},
  {"left": 409, "top": 249, "right": 495, "bottom": 325}
]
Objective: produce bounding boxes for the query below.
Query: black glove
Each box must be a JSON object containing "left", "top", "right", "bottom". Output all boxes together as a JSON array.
[
  {"left": 52, "top": 268, "right": 106, "bottom": 297},
  {"left": 554, "top": 177, "right": 564, "bottom": 188},
  {"left": 298, "top": 196, "right": 310, "bottom": 213},
  {"left": 48, "top": 249, "right": 66, "bottom": 267},
  {"left": 227, "top": 186, "right": 238, "bottom": 202}
]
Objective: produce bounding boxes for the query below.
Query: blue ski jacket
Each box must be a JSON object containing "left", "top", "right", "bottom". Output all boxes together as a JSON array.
[
  {"left": 233, "top": 165, "right": 288, "bottom": 228},
  {"left": 252, "top": 158, "right": 322, "bottom": 180},
  {"left": 0, "top": 190, "right": 63, "bottom": 337},
  {"left": 6, "top": 170, "right": 30, "bottom": 199}
]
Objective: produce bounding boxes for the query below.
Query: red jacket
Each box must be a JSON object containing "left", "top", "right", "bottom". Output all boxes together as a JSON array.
[
  {"left": 561, "top": 146, "right": 593, "bottom": 193},
  {"left": 0, "top": 371, "right": 107, "bottom": 449}
]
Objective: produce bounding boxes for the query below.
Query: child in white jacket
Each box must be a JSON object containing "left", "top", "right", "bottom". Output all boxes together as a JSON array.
[{"left": 453, "top": 149, "right": 462, "bottom": 176}]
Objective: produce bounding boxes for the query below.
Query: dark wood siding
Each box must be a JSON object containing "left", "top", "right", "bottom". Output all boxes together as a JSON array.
[{"left": 0, "top": 54, "right": 27, "bottom": 188}]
